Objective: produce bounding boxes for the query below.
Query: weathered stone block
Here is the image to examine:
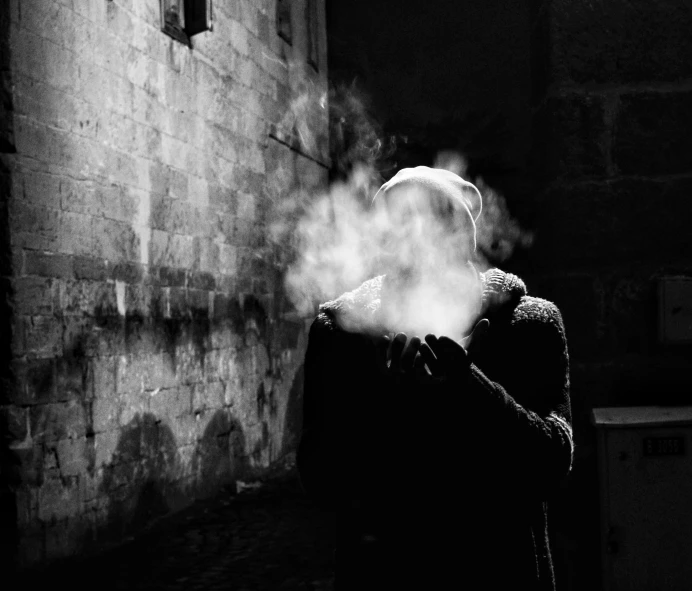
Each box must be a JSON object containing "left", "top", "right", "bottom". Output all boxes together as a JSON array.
[
  {"left": 56, "top": 355, "right": 92, "bottom": 402},
  {"left": 59, "top": 178, "right": 101, "bottom": 218},
  {"left": 92, "top": 217, "right": 141, "bottom": 262},
  {"left": 122, "top": 284, "right": 150, "bottom": 318},
  {"left": 73, "top": 256, "right": 109, "bottom": 281},
  {"left": 166, "top": 286, "right": 188, "bottom": 318},
  {"left": 116, "top": 355, "right": 150, "bottom": 396},
  {"left": 58, "top": 211, "right": 96, "bottom": 257},
  {"left": 614, "top": 91, "right": 692, "bottom": 177},
  {"left": 218, "top": 243, "right": 238, "bottom": 276},
  {"left": 1, "top": 404, "right": 28, "bottom": 444},
  {"left": 111, "top": 261, "right": 144, "bottom": 284},
  {"left": 533, "top": 95, "right": 608, "bottom": 182},
  {"left": 175, "top": 346, "right": 206, "bottom": 385},
  {"left": 534, "top": 177, "right": 692, "bottom": 270},
  {"left": 38, "top": 475, "right": 82, "bottom": 522},
  {"left": 30, "top": 401, "right": 87, "bottom": 444},
  {"left": 13, "top": 276, "right": 54, "bottom": 315},
  {"left": 150, "top": 195, "right": 193, "bottom": 234},
  {"left": 148, "top": 161, "right": 189, "bottom": 200},
  {"left": 10, "top": 201, "right": 61, "bottom": 252},
  {"left": 149, "top": 386, "right": 191, "bottom": 421},
  {"left": 24, "top": 251, "right": 74, "bottom": 279},
  {"left": 92, "top": 393, "right": 120, "bottom": 433},
  {"left": 170, "top": 413, "right": 198, "bottom": 447},
  {"left": 188, "top": 271, "right": 215, "bottom": 291},
  {"left": 150, "top": 230, "right": 195, "bottom": 269},
  {"left": 15, "top": 486, "right": 39, "bottom": 528},
  {"left": 551, "top": 0, "right": 692, "bottom": 86},
  {"left": 62, "top": 316, "right": 126, "bottom": 358},
  {"left": 204, "top": 380, "right": 225, "bottom": 410},
  {"left": 22, "top": 315, "right": 63, "bottom": 358},
  {"left": 92, "top": 356, "right": 117, "bottom": 399},
  {"left": 601, "top": 272, "right": 659, "bottom": 357},
  {"left": 187, "top": 288, "right": 210, "bottom": 317},
  {"left": 118, "top": 390, "right": 151, "bottom": 427},
  {"left": 198, "top": 239, "right": 221, "bottom": 274},
  {"left": 140, "top": 352, "right": 178, "bottom": 391},
  {"left": 55, "top": 437, "right": 88, "bottom": 477},
  {"left": 94, "top": 429, "right": 120, "bottom": 468},
  {"left": 10, "top": 358, "right": 56, "bottom": 405},
  {"left": 60, "top": 279, "right": 118, "bottom": 317},
  {"left": 157, "top": 266, "right": 187, "bottom": 287}
]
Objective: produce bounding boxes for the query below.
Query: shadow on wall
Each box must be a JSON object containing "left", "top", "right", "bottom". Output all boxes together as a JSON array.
[
  {"left": 7, "top": 280, "right": 308, "bottom": 562},
  {"left": 99, "top": 413, "right": 179, "bottom": 539},
  {"left": 193, "top": 408, "right": 249, "bottom": 497},
  {"left": 99, "top": 408, "right": 249, "bottom": 540},
  {"left": 281, "top": 363, "right": 305, "bottom": 455}
]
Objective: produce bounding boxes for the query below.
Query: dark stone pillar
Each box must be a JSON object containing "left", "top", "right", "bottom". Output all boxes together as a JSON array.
[{"left": 529, "top": 1, "right": 692, "bottom": 589}]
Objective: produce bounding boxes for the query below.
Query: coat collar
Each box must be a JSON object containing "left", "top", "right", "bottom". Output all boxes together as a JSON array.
[{"left": 320, "top": 268, "right": 527, "bottom": 335}]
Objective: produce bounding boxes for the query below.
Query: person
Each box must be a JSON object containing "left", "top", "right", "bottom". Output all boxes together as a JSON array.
[{"left": 296, "top": 166, "right": 573, "bottom": 590}]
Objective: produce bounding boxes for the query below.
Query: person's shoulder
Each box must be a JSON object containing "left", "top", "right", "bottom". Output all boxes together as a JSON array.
[
  {"left": 313, "top": 275, "right": 385, "bottom": 335},
  {"left": 513, "top": 295, "right": 566, "bottom": 335},
  {"left": 309, "top": 309, "right": 337, "bottom": 335}
]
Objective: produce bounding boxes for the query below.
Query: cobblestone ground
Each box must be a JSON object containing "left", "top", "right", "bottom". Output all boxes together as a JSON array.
[{"left": 20, "top": 470, "right": 336, "bottom": 591}]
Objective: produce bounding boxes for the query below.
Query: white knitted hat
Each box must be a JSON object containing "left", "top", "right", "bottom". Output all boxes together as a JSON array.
[{"left": 372, "top": 166, "right": 483, "bottom": 250}]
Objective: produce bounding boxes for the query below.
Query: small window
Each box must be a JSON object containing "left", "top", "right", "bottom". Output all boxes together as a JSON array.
[
  {"left": 161, "top": 0, "right": 212, "bottom": 45},
  {"left": 276, "top": 0, "right": 292, "bottom": 45},
  {"left": 306, "top": 0, "right": 319, "bottom": 71}
]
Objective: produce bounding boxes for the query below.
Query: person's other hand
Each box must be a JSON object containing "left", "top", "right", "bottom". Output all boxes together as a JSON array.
[
  {"left": 419, "top": 318, "right": 490, "bottom": 384},
  {"left": 374, "top": 332, "right": 423, "bottom": 383}
]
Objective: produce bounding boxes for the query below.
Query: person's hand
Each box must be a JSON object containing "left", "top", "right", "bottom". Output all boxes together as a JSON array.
[
  {"left": 419, "top": 319, "right": 490, "bottom": 384},
  {"left": 374, "top": 332, "right": 424, "bottom": 384}
]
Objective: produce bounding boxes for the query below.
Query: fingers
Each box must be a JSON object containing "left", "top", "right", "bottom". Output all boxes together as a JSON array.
[
  {"left": 400, "top": 336, "right": 421, "bottom": 370},
  {"left": 388, "top": 333, "right": 408, "bottom": 373},
  {"left": 424, "top": 334, "right": 468, "bottom": 379},
  {"left": 436, "top": 336, "right": 468, "bottom": 375},
  {"left": 436, "top": 336, "right": 467, "bottom": 359},
  {"left": 385, "top": 333, "right": 425, "bottom": 380},
  {"left": 374, "top": 334, "right": 391, "bottom": 375},
  {"left": 464, "top": 318, "right": 490, "bottom": 356},
  {"left": 420, "top": 339, "right": 440, "bottom": 376}
]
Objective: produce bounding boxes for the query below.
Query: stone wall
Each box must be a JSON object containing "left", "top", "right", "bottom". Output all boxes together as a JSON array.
[
  {"left": 528, "top": 1, "right": 692, "bottom": 589},
  {"left": 2, "top": 0, "right": 328, "bottom": 567}
]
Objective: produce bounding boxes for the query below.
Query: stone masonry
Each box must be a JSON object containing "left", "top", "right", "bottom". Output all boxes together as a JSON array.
[
  {"left": 528, "top": 1, "right": 692, "bottom": 589},
  {"left": 0, "top": 0, "right": 329, "bottom": 567}
]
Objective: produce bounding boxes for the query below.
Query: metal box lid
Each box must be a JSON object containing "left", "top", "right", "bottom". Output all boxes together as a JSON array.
[{"left": 592, "top": 406, "right": 692, "bottom": 428}]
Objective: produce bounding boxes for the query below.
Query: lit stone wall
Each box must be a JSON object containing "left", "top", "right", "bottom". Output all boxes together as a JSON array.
[{"left": 1, "top": 0, "right": 328, "bottom": 566}]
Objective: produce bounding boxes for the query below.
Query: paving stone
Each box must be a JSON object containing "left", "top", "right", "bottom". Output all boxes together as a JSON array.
[{"left": 22, "top": 470, "right": 336, "bottom": 591}]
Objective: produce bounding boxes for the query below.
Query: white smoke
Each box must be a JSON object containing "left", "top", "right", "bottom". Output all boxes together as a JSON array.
[
  {"left": 433, "top": 152, "right": 534, "bottom": 263},
  {"left": 269, "top": 91, "right": 532, "bottom": 340},
  {"left": 274, "top": 162, "right": 483, "bottom": 340}
]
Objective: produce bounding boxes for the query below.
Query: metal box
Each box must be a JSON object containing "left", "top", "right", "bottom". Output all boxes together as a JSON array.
[{"left": 592, "top": 406, "right": 692, "bottom": 591}]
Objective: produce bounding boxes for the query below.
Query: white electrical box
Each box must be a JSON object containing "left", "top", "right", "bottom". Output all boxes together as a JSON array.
[
  {"left": 658, "top": 276, "right": 692, "bottom": 344},
  {"left": 593, "top": 406, "right": 692, "bottom": 591}
]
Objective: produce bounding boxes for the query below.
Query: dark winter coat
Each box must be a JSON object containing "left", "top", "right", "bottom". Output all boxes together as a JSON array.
[{"left": 297, "top": 268, "right": 573, "bottom": 590}]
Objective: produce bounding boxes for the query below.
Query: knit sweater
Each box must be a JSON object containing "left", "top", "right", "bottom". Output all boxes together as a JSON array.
[{"left": 297, "top": 268, "right": 573, "bottom": 590}]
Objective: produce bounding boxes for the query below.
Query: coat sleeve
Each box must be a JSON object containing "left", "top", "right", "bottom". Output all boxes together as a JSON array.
[
  {"left": 466, "top": 299, "right": 573, "bottom": 496},
  {"left": 297, "top": 312, "right": 369, "bottom": 509}
]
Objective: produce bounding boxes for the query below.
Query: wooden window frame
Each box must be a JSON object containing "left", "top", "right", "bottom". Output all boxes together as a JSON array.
[
  {"left": 276, "top": 0, "right": 293, "bottom": 45},
  {"left": 161, "top": 0, "right": 212, "bottom": 46},
  {"left": 306, "top": 0, "right": 319, "bottom": 71}
]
